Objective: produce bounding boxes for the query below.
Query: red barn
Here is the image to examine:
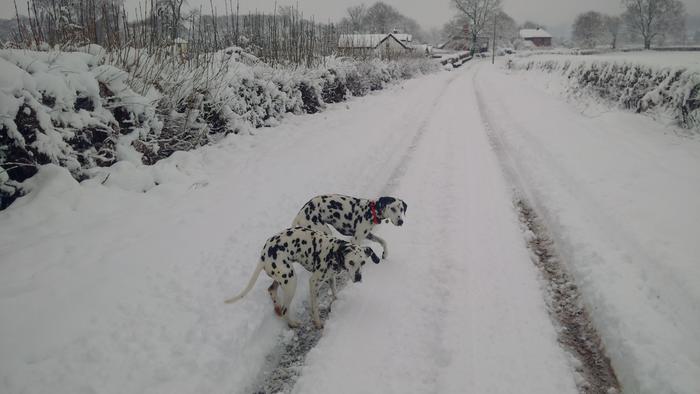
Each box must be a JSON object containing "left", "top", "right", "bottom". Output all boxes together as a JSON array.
[{"left": 519, "top": 28, "right": 552, "bottom": 47}]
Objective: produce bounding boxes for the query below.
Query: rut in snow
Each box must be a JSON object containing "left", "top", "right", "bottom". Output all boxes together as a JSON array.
[
  {"left": 247, "top": 63, "right": 469, "bottom": 394},
  {"left": 248, "top": 279, "right": 342, "bottom": 394},
  {"left": 516, "top": 199, "right": 620, "bottom": 394}
]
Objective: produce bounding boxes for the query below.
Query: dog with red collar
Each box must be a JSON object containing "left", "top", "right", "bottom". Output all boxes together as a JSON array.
[{"left": 292, "top": 194, "right": 407, "bottom": 259}]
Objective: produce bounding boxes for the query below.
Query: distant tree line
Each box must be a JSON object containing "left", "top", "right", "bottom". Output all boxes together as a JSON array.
[
  {"left": 572, "top": 0, "right": 688, "bottom": 49},
  {"left": 8, "top": 0, "right": 340, "bottom": 66},
  {"left": 336, "top": 2, "right": 426, "bottom": 41}
]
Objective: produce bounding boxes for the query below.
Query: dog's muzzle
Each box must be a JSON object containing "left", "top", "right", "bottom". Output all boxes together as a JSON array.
[
  {"left": 397, "top": 219, "right": 404, "bottom": 226},
  {"left": 353, "top": 272, "right": 362, "bottom": 283}
]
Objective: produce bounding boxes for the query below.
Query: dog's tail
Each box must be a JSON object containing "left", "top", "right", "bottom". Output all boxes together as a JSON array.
[{"left": 224, "top": 260, "right": 265, "bottom": 304}]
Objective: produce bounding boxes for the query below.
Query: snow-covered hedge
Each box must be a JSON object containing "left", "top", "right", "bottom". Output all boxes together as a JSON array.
[
  {"left": 507, "top": 56, "right": 700, "bottom": 130},
  {"left": 0, "top": 47, "right": 440, "bottom": 209}
]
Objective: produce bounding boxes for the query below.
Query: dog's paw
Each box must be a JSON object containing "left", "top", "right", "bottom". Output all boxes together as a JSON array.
[
  {"left": 274, "top": 305, "right": 283, "bottom": 317},
  {"left": 313, "top": 319, "right": 324, "bottom": 330},
  {"left": 287, "top": 319, "right": 301, "bottom": 328}
]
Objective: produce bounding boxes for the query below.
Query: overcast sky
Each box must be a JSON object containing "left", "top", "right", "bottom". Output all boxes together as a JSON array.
[
  {"left": 4, "top": 0, "right": 700, "bottom": 32},
  {"left": 174, "top": 0, "right": 698, "bottom": 30}
]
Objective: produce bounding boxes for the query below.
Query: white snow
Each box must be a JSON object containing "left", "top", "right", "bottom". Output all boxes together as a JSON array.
[
  {"left": 475, "top": 59, "right": 700, "bottom": 394},
  {"left": 512, "top": 50, "right": 700, "bottom": 72},
  {"left": 0, "top": 64, "right": 578, "bottom": 393},
  {"left": 4, "top": 46, "right": 697, "bottom": 394}
]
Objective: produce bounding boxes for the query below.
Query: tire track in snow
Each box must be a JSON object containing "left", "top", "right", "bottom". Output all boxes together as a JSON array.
[
  {"left": 247, "top": 64, "right": 471, "bottom": 394},
  {"left": 473, "top": 65, "right": 620, "bottom": 394}
]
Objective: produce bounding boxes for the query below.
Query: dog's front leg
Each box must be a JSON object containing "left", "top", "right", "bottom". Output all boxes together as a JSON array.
[
  {"left": 329, "top": 274, "right": 338, "bottom": 301},
  {"left": 309, "top": 271, "right": 324, "bottom": 329},
  {"left": 367, "top": 232, "right": 388, "bottom": 259}
]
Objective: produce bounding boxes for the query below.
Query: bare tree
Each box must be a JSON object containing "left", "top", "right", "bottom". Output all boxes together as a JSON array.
[
  {"left": 604, "top": 15, "right": 622, "bottom": 48},
  {"left": 451, "top": 0, "right": 501, "bottom": 52},
  {"left": 621, "top": 0, "right": 687, "bottom": 49},
  {"left": 347, "top": 4, "right": 366, "bottom": 32},
  {"left": 364, "top": 2, "right": 400, "bottom": 33},
  {"left": 494, "top": 10, "right": 517, "bottom": 47},
  {"left": 572, "top": 11, "right": 606, "bottom": 49},
  {"left": 157, "top": 0, "right": 187, "bottom": 40}
]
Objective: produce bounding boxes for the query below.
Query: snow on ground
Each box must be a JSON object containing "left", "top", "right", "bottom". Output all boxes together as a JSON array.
[
  {"left": 475, "top": 59, "right": 700, "bottom": 394},
  {"left": 0, "top": 64, "right": 577, "bottom": 393},
  {"left": 293, "top": 63, "right": 576, "bottom": 394}
]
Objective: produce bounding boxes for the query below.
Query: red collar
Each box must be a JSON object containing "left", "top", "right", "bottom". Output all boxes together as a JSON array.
[{"left": 370, "top": 201, "right": 380, "bottom": 224}]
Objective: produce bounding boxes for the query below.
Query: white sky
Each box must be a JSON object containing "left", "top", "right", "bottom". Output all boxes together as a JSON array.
[{"left": 3, "top": 0, "right": 700, "bottom": 31}]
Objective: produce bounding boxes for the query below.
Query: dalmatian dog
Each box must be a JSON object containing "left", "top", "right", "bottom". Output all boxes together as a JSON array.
[
  {"left": 225, "top": 226, "right": 380, "bottom": 329},
  {"left": 292, "top": 194, "right": 407, "bottom": 259}
]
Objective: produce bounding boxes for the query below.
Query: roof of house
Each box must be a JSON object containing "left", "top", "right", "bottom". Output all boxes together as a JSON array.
[
  {"left": 338, "top": 33, "right": 409, "bottom": 49},
  {"left": 392, "top": 33, "right": 412, "bottom": 43},
  {"left": 519, "top": 28, "right": 552, "bottom": 39}
]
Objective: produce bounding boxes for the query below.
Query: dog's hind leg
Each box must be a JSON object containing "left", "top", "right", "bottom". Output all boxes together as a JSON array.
[
  {"left": 268, "top": 281, "right": 282, "bottom": 316},
  {"left": 367, "top": 232, "right": 388, "bottom": 259},
  {"left": 309, "top": 271, "right": 324, "bottom": 329},
  {"left": 279, "top": 274, "right": 301, "bottom": 328}
]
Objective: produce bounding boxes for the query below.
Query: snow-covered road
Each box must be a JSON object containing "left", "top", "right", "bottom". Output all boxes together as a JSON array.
[
  {"left": 1, "top": 61, "right": 582, "bottom": 393},
  {"left": 7, "top": 53, "right": 698, "bottom": 394}
]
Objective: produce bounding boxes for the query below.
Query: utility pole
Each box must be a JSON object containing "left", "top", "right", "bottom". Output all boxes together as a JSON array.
[{"left": 491, "top": 12, "right": 497, "bottom": 65}]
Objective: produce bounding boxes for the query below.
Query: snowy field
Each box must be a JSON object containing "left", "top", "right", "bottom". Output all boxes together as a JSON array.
[{"left": 1, "top": 51, "right": 699, "bottom": 394}]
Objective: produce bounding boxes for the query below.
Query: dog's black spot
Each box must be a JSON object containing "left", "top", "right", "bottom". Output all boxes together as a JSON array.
[
  {"left": 284, "top": 279, "right": 288, "bottom": 284},
  {"left": 272, "top": 262, "right": 277, "bottom": 269},
  {"left": 333, "top": 212, "right": 340, "bottom": 219},
  {"left": 286, "top": 230, "right": 293, "bottom": 236}
]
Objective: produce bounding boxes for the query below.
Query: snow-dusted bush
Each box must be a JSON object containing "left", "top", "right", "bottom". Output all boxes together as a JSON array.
[
  {"left": 0, "top": 47, "right": 441, "bottom": 209},
  {"left": 507, "top": 57, "right": 700, "bottom": 129},
  {"left": 0, "top": 49, "right": 162, "bottom": 208}
]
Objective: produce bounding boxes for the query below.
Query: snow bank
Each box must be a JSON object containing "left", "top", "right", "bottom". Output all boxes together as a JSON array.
[
  {"left": 507, "top": 52, "right": 700, "bottom": 130},
  {"left": 0, "top": 47, "right": 441, "bottom": 209}
]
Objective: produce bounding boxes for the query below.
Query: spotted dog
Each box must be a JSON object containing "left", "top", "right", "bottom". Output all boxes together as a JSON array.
[
  {"left": 292, "top": 194, "right": 407, "bottom": 259},
  {"left": 225, "top": 226, "right": 380, "bottom": 329}
]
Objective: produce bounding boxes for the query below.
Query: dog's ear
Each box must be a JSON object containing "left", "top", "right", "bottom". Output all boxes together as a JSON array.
[
  {"left": 364, "top": 247, "right": 381, "bottom": 264},
  {"left": 332, "top": 242, "right": 349, "bottom": 270},
  {"left": 377, "top": 196, "right": 396, "bottom": 213},
  {"left": 337, "top": 240, "right": 352, "bottom": 255},
  {"left": 401, "top": 200, "right": 407, "bottom": 213}
]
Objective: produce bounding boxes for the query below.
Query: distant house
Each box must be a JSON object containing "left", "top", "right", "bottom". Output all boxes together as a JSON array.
[
  {"left": 338, "top": 33, "right": 411, "bottom": 59},
  {"left": 519, "top": 28, "right": 552, "bottom": 47}
]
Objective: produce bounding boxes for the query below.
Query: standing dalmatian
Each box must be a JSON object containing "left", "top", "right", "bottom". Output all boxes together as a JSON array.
[
  {"left": 292, "top": 194, "right": 407, "bottom": 259},
  {"left": 225, "top": 227, "right": 380, "bottom": 329}
]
